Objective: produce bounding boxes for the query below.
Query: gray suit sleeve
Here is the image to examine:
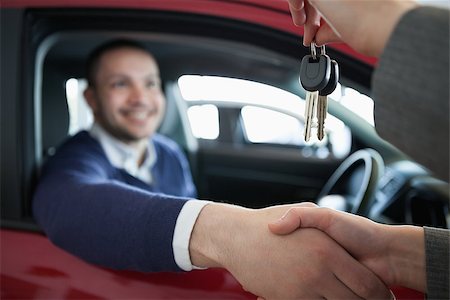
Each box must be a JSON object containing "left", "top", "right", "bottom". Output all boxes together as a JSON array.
[
  {"left": 424, "top": 227, "right": 450, "bottom": 300},
  {"left": 372, "top": 6, "right": 449, "bottom": 182}
]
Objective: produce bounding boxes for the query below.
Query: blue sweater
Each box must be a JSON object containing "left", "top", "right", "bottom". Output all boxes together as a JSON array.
[{"left": 33, "top": 131, "right": 197, "bottom": 272}]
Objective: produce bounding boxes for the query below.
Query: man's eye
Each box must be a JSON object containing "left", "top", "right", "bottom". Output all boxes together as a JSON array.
[
  {"left": 146, "top": 80, "right": 160, "bottom": 88},
  {"left": 112, "top": 81, "right": 127, "bottom": 88}
]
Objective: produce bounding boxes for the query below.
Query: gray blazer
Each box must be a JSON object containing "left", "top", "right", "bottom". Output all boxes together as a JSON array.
[
  {"left": 373, "top": 6, "right": 449, "bottom": 182},
  {"left": 373, "top": 6, "right": 449, "bottom": 299},
  {"left": 424, "top": 227, "right": 450, "bottom": 299}
]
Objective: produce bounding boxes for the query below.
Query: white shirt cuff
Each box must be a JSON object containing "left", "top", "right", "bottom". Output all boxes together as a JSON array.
[{"left": 172, "top": 199, "right": 211, "bottom": 271}]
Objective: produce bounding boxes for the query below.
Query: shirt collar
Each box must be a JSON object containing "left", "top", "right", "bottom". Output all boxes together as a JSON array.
[{"left": 89, "top": 123, "right": 157, "bottom": 183}]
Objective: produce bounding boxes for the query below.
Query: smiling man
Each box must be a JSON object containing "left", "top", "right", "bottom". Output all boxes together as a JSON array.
[
  {"left": 83, "top": 41, "right": 184, "bottom": 187},
  {"left": 33, "top": 39, "right": 392, "bottom": 299},
  {"left": 85, "top": 43, "right": 165, "bottom": 143},
  {"left": 34, "top": 40, "right": 200, "bottom": 272}
]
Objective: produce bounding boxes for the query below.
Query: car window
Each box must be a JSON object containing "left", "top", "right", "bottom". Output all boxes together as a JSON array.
[
  {"left": 187, "top": 104, "right": 220, "bottom": 139},
  {"left": 178, "top": 75, "right": 357, "bottom": 159},
  {"left": 65, "top": 78, "right": 93, "bottom": 135},
  {"left": 333, "top": 83, "right": 375, "bottom": 126},
  {"left": 240, "top": 106, "right": 303, "bottom": 145}
]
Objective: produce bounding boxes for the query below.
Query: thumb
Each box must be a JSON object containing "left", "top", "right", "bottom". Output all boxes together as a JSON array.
[
  {"left": 269, "top": 206, "right": 332, "bottom": 235},
  {"left": 268, "top": 208, "right": 303, "bottom": 235}
]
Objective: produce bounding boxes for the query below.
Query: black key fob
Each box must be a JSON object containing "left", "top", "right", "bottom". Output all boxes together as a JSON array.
[
  {"left": 300, "top": 54, "right": 331, "bottom": 92},
  {"left": 319, "top": 60, "right": 339, "bottom": 96}
]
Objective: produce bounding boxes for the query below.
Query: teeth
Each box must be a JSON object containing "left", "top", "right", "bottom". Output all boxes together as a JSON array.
[
  {"left": 135, "top": 112, "right": 147, "bottom": 120},
  {"left": 127, "top": 111, "right": 148, "bottom": 120}
]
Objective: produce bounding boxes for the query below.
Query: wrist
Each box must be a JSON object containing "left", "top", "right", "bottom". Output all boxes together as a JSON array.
[
  {"left": 189, "top": 203, "right": 252, "bottom": 269},
  {"left": 386, "top": 225, "right": 426, "bottom": 291}
]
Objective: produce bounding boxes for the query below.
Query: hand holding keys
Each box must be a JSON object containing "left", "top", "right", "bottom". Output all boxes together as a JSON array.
[{"left": 300, "top": 43, "right": 339, "bottom": 142}]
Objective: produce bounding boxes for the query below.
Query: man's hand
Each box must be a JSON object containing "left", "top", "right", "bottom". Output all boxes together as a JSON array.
[
  {"left": 269, "top": 206, "right": 426, "bottom": 292},
  {"left": 288, "top": 0, "right": 339, "bottom": 47},
  {"left": 287, "top": 0, "right": 418, "bottom": 57},
  {"left": 190, "top": 203, "right": 392, "bottom": 299}
]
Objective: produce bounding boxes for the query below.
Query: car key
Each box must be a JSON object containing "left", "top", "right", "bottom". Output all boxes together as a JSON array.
[
  {"left": 303, "top": 88, "right": 318, "bottom": 142},
  {"left": 317, "top": 59, "right": 339, "bottom": 140},
  {"left": 300, "top": 43, "right": 331, "bottom": 142}
]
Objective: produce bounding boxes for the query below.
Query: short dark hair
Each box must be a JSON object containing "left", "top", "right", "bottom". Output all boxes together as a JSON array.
[{"left": 85, "top": 39, "right": 152, "bottom": 87}]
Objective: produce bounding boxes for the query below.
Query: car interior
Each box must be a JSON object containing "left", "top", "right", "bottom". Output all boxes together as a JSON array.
[{"left": 1, "top": 7, "right": 449, "bottom": 232}]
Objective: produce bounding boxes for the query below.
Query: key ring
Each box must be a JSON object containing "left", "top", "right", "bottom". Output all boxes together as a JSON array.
[{"left": 310, "top": 42, "right": 326, "bottom": 60}]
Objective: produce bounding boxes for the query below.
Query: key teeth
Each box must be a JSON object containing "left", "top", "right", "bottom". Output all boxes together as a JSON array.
[{"left": 317, "top": 133, "right": 324, "bottom": 141}]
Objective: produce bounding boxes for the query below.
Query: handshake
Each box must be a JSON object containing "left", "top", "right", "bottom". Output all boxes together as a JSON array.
[{"left": 189, "top": 202, "right": 427, "bottom": 299}]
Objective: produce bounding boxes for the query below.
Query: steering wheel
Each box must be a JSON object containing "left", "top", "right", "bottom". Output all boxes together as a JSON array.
[{"left": 316, "top": 149, "right": 385, "bottom": 217}]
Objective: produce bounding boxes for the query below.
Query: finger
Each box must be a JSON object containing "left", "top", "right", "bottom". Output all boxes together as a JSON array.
[
  {"left": 271, "top": 206, "right": 344, "bottom": 235},
  {"left": 303, "top": 0, "right": 321, "bottom": 46},
  {"left": 332, "top": 246, "right": 392, "bottom": 299},
  {"left": 293, "top": 202, "right": 317, "bottom": 208},
  {"left": 279, "top": 207, "right": 377, "bottom": 255},
  {"left": 287, "top": 0, "right": 304, "bottom": 10},
  {"left": 321, "top": 272, "right": 363, "bottom": 300},
  {"left": 271, "top": 201, "right": 317, "bottom": 210},
  {"left": 268, "top": 207, "right": 303, "bottom": 234},
  {"left": 288, "top": 1, "right": 306, "bottom": 26}
]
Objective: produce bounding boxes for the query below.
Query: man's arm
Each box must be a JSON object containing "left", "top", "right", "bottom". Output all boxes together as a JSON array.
[
  {"left": 287, "top": 0, "right": 417, "bottom": 55},
  {"left": 33, "top": 134, "right": 189, "bottom": 272},
  {"left": 373, "top": 6, "right": 449, "bottom": 182}
]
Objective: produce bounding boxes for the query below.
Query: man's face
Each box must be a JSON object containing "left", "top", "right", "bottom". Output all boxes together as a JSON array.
[{"left": 85, "top": 47, "right": 165, "bottom": 144}]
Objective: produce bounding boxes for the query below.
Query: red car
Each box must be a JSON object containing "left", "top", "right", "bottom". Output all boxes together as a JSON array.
[{"left": 1, "top": 0, "right": 448, "bottom": 298}]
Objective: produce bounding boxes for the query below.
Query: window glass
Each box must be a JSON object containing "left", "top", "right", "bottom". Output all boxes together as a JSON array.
[
  {"left": 178, "top": 75, "right": 354, "bottom": 159},
  {"left": 179, "top": 75, "right": 302, "bottom": 114},
  {"left": 241, "top": 106, "right": 303, "bottom": 145},
  {"left": 187, "top": 104, "right": 219, "bottom": 140},
  {"left": 331, "top": 83, "right": 375, "bottom": 126},
  {"left": 179, "top": 75, "right": 375, "bottom": 126},
  {"left": 65, "top": 78, "right": 93, "bottom": 135}
]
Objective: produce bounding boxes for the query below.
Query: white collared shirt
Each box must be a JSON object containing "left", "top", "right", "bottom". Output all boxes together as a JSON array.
[
  {"left": 90, "top": 123, "right": 157, "bottom": 184},
  {"left": 89, "top": 123, "right": 209, "bottom": 271}
]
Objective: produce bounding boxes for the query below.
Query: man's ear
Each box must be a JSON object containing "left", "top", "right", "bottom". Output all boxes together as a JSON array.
[{"left": 84, "top": 87, "right": 98, "bottom": 112}]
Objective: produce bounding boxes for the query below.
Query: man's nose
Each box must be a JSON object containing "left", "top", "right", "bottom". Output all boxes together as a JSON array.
[{"left": 129, "top": 84, "right": 149, "bottom": 105}]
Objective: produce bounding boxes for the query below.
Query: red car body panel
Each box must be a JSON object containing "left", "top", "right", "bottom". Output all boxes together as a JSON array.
[
  {"left": 1, "top": 0, "right": 377, "bottom": 65},
  {"left": 1, "top": 229, "right": 424, "bottom": 299},
  {"left": 1, "top": 1, "right": 421, "bottom": 298},
  {"left": 1, "top": 229, "right": 254, "bottom": 299}
]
